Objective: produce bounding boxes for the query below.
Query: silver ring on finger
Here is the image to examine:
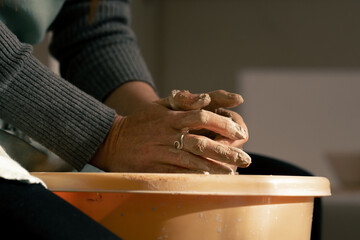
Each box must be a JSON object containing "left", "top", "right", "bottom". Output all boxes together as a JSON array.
[{"left": 174, "top": 133, "right": 186, "bottom": 150}]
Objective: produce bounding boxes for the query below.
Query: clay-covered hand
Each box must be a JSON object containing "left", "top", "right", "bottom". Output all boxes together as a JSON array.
[
  {"left": 157, "top": 89, "right": 250, "bottom": 173},
  {"left": 157, "top": 89, "right": 249, "bottom": 148},
  {"left": 157, "top": 89, "right": 243, "bottom": 110},
  {"left": 90, "top": 103, "right": 251, "bottom": 174}
]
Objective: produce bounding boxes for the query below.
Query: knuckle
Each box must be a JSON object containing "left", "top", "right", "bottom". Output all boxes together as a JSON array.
[
  {"left": 197, "top": 109, "right": 210, "bottom": 124},
  {"left": 190, "top": 136, "right": 207, "bottom": 154},
  {"left": 216, "top": 89, "right": 227, "bottom": 95}
]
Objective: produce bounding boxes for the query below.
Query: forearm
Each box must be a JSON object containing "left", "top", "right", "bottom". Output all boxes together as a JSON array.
[
  {"left": 104, "top": 81, "right": 159, "bottom": 116},
  {"left": 49, "top": 0, "right": 156, "bottom": 102},
  {"left": 0, "top": 21, "right": 115, "bottom": 170}
]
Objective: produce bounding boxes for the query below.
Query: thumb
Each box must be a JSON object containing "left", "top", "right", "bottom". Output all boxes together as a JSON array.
[{"left": 156, "top": 90, "right": 211, "bottom": 110}]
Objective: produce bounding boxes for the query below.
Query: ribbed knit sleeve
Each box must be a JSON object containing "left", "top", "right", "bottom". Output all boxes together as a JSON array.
[
  {"left": 49, "top": 0, "right": 155, "bottom": 101},
  {"left": 0, "top": 21, "right": 116, "bottom": 170}
]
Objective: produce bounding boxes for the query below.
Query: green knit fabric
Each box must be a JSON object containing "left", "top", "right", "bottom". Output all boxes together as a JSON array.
[{"left": 0, "top": 0, "right": 65, "bottom": 44}]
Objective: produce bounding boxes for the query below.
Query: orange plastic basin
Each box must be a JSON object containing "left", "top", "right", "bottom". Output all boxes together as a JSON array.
[{"left": 31, "top": 173, "right": 331, "bottom": 240}]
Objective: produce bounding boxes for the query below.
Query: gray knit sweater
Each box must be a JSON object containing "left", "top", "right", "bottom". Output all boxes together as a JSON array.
[{"left": 0, "top": 0, "right": 155, "bottom": 170}]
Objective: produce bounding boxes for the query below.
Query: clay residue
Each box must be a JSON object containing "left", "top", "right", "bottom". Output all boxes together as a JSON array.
[
  {"left": 194, "top": 137, "right": 207, "bottom": 153},
  {"left": 213, "top": 144, "right": 251, "bottom": 169},
  {"left": 215, "top": 145, "right": 231, "bottom": 159},
  {"left": 227, "top": 121, "right": 246, "bottom": 139},
  {"left": 169, "top": 90, "right": 211, "bottom": 110},
  {"left": 235, "top": 150, "right": 252, "bottom": 167},
  {"left": 198, "top": 109, "right": 210, "bottom": 124}
]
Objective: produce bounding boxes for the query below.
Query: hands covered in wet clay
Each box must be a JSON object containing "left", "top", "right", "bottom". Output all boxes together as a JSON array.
[
  {"left": 157, "top": 90, "right": 249, "bottom": 146},
  {"left": 91, "top": 90, "right": 251, "bottom": 174},
  {"left": 157, "top": 90, "right": 250, "bottom": 173}
]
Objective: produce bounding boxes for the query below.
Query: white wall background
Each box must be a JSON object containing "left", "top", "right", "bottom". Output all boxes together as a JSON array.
[{"left": 238, "top": 70, "right": 360, "bottom": 187}]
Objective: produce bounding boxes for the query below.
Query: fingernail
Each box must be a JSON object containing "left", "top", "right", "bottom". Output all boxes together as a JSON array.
[
  {"left": 234, "top": 149, "right": 252, "bottom": 167},
  {"left": 228, "top": 93, "right": 244, "bottom": 102},
  {"left": 235, "top": 126, "right": 247, "bottom": 139}
]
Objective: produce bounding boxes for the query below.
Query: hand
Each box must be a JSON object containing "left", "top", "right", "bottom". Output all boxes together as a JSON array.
[
  {"left": 157, "top": 89, "right": 249, "bottom": 145},
  {"left": 156, "top": 89, "right": 242, "bottom": 109},
  {"left": 157, "top": 90, "right": 250, "bottom": 172},
  {"left": 90, "top": 102, "right": 251, "bottom": 174}
]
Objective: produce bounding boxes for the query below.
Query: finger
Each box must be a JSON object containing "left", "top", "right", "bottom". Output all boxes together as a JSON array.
[
  {"left": 181, "top": 134, "right": 251, "bottom": 168},
  {"left": 156, "top": 90, "right": 211, "bottom": 110},
  {"left": 189, "top": 108, "right": 249, "bottom": 143},
  {"left": 215, "top": 136, "right": 241, "bottom": 147},
  {"left": 175, "top": 110, "right": 247, "bottom": 140},
  {"left": 214, "top": 108, "right": 249, "bottom": 142},
  {"left": 165, "top": 146, "right": 234, "bottom": 174},
  {"left": 215, "top": 108, "right": 244, "bottom": 124},
  {"left": 205, "top": 90, "right": 244, "bottom": 111}
]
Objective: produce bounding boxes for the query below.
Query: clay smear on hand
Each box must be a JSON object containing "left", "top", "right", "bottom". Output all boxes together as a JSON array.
[
  {"left": 214, "top": 144, "right": 251, "bottom": 168},
  {"left": 169, "top": 90, "right": 211, "bottom": 110}
]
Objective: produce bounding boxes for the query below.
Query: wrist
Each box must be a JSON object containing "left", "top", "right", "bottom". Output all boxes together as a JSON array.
[
  {"left": 104, "top": 81, "right": 159, "bottom": 116},
  {"left": 90, "top": 114, "right": 124, "bottom": 171}
]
